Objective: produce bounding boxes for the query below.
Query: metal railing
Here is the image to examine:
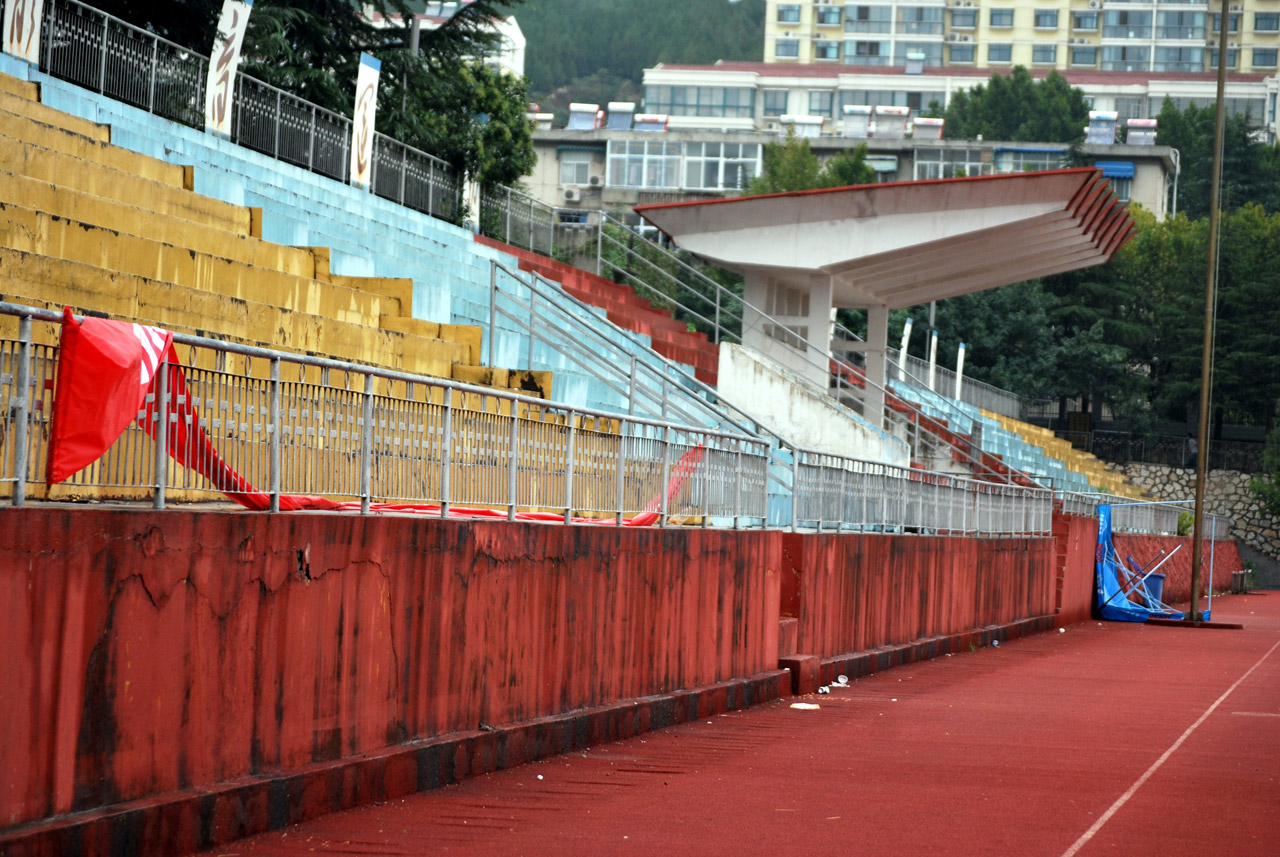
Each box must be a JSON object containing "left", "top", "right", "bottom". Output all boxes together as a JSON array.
[
  {"left": 38, "top": 0, "right": 460, "bottom": 222},
  {"left": 1, "top": 302, "right": 770, "bottom": 525},
  {"left": 1058, "top": 492, "right": 1231, "bottom": 540},
  {"left": 794, "top": 450, "right": 1052, "bottom": 535},
  {"left": 1062, "top": 429, "right": 1266, "bottom": 474}
]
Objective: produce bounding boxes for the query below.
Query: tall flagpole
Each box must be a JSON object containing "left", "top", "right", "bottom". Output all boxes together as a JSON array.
[{"left": 1189, "top": 0, "right": 1231, "bottom": 621}]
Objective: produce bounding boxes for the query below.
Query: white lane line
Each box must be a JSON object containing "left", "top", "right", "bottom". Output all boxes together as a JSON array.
[
  {"left": 1231, "top": 711, "right": 1280, "bottom": 717},
  {"left": 1059, "top": 639, "right": 1280, "bottom": 857}
]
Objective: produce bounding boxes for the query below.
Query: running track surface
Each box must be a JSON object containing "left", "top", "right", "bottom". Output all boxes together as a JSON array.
[{"left": 198, "top": 593, "right": 1280, "bottom": 857}]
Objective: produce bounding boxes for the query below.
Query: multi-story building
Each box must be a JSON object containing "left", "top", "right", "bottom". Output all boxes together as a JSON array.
[
  {"left": 640, "top": 62, "right": 1278, "bottom": 141},
  {"left": 764, "top": 1, "right": 1280, "bottom": 76}
]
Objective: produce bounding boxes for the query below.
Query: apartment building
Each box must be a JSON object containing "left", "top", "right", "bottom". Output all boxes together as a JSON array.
[
  {"left": 640, "top": 61, "right": 1278, "bottom": 141},
  {"left": 764, "top": 1, "right": 1280, "bottom": 76}
]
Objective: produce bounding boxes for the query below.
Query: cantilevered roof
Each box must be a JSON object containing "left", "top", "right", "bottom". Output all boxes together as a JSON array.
[{"left": 634, "top": 169, "right": 1134, "bottom": 309}]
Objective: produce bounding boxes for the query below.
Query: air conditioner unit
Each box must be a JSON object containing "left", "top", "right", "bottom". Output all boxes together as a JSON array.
[
  {"left": 1229, "top": 41, "right": 1239, "bottom": 49},
  {"left": 1088, "top": 0, "right": 1101, "bottom": 8},
  {"left": 945, "top": 32, "right": 960, "bottom": 42},
  {"left": 959, "top": 34, "right": 972, "bottom": 42},
  {"left": 587, "top": 174, "right": 604, "bottom": 188},
  {"left": 1229, "top": 3, "right": 1242, "bottom": 12},
  {"left": 563, "top": 188, "right": 581, "bottom": 202},
  {"left": 1069, "top": 37, "right": 1087, "bottom": 45}
]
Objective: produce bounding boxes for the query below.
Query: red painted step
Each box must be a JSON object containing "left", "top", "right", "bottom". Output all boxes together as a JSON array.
[{"left": 476, "top": 234, "right": 719, "bottom": 386}]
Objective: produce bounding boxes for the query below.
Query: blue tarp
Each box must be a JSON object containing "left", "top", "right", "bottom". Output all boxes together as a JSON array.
[{"left": 1095, "top": 505, "right": 1185, "bottom": 623}]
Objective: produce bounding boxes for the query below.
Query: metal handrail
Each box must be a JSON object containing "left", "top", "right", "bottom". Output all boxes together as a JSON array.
[
  {"left": 39, "top": 0, "right": 461, "bottom": 220},
  {"left": 0, "top": 301, "right": 770, "bottom": 525}
]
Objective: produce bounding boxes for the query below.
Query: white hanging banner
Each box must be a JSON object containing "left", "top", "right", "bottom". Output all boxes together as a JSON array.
[
  {"left": 204, "top": 0, "right": 254, "bottom": 137},
  {"left": 3, "top": 0, "right": 46, "bottom": 65},
  {"left": 350, "top": 53, "right": 381, "bottom": 190}
]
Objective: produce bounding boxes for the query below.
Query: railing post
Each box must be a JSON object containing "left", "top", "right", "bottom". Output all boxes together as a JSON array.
[
  {"left": 98, "top": 14, "right": 109, "bottom": 94},
  {"left": 564, "top": 411, "right": 577, "bottom": 524},
  {"left": 11, "top": 317, "right": 33, "bottom": 507},
  {"left": 507, "top": 402, "right": 520, "bottom": 521},
  {"left": 273, "top": 90, "right": 281, "bottom": 158},
  {"left": 659, "top": 425, "right": 671, "bottom": 527},
  {"left": 628, "top": 357, "right": 638, "bottom": 417},
  {"left": 269, "top": 357, "right": 282, "bottom": 512},
  {"left": 790, "top": 448, "right": 799, "bottom": 530},
  {"left": 153, "top": 355, "right": 169, "bottom": 510},
  {"left": 147, "top": 39, "right": 157, "bottom": 113},
  {"left": 733, "top": 447, "right": 743, "bottom": 529},
  {"left": 488, "top": 260, "right": 497, "bottom": 368},
  {"left": 713, "top": 289, "right": 722, "bottom": 345},
  {"left": 307, "top": 107, "right": 316, "bottom": 170},
  {"left": 428, "top": 160, "right": 436, "bottom": 216},
  {"left": 527, "top": 286, "right": 537, "bottom": 369},
  {"left": 595, "top": 217, "right": 603, "bottom": 277},
  {"left": 615, "top": 424, "right": 628, "bottom": 526},
  {"left": 504, "top": 187, "right": 512, "bottom": 244},
  {"left": 399, "top": 145, "right": 408, "bottom": 205},
  {"left": 440, "top": 387, "right": 452, "bottom": 517},
  {"left": 359, "top": 373, "right": 374, "bottom": 515}
]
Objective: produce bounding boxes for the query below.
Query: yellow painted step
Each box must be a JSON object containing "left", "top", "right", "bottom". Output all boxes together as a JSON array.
[
  {"left": 0, "top": 250, "right": 469, "bottom": 379},
  {"left": 0, "top": 206, "right": 396, "bottom": 329},
  {"left": 381, "top": 316, "right": 481, "bottom": 365},
  {"left": 0, "top": 72, "right": 38, "bottom": 100},
  {"left": 0, "top": 107, "right": 184, "bottom": 187},
  {"left": 0, "top": 86, "right": 111, "bottom": 142},
  {"left": 450, "top": 365, "right": 552, "bottom": 399},
  {"left": 0, "top": 133, "right": 252, "bottom": 235},
  {"left": 0, "top": 168, "right": 312, "bottom": 277}
]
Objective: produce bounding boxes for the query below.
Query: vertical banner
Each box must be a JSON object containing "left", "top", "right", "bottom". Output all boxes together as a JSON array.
[
  {"left": 350, "top": 53, "right": 381, "bottom": 190},
  {"left": 204, "top": 0, "right": 253, "bottom": 137},
  {"left": 3, "top": 0, "right": 46, "bottom": 65}
]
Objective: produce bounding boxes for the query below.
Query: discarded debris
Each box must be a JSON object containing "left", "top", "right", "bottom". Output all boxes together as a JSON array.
[{"left": 790, "top": 702, "right": 821, "bottom": 710}]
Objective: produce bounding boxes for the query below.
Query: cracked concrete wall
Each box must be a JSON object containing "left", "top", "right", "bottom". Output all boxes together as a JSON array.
[{"left": 0, "top": 508, "right": 782, "bottom": 830}]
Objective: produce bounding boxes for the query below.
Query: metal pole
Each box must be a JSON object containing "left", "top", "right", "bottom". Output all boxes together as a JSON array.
[
  {"left": 659, "top": 425, "right": 671, "bottom": 527},
  {"left": 628, "top": 357, "right": 638, "bottom": 417},
  {"left": 11, "top": 317, "right": 32, "bottom": 507},
  {"left": 147, "top": 39, "right": 157, "bottom": 113},
  {"left": 269, "top": 357, "right": 281, "bottom": 512},
  {"left": 153, "top": 355, "right": 169, "bottom": 510},
  {"left": 615, "top": 423, "right": 627, "bottom": 526},
  {"left": 1190, "top": 0, "right": 1231, "bottom": 622},
  {"left": 273, "top": 90, "right": 281, "bottom": 158},
  {"left": 528, "top": 284, "right": 537, "bottom": 369},
  {"left": 564, "top": 411, "right": 577, "bottom": 523},
  {"left": 595, "top": 217, "right": 604, "bottom": 277},
  {"left": 488, "top": 260, "right": 498, "bottom": 368},
  {"left": 98, "top": 14, "right": 109, "bottom": 93},
  {"left": 440, "top": 387, "right": 453, "bottom": 517},
  {"left": 733, "top": 448, "right": 743, "bottom": 529},
  {"left": 714, "top": 288, "right": 722, "bottom": 345},
  {"left": 507, "top": 403, "right": 519, "bottom": 521},
  {"left": 790, "top": 449, "right": 799, "bottom": 531},
  {"left": 359, "top": 373, "right": 374, "bottom": 515}
]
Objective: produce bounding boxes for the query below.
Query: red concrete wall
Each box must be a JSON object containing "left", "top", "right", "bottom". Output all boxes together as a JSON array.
[
  {"left": 0, "top": 508, "right": 781, "bottom": 830},
  {"left": 1053, "top": 513, "right": 1100, "bottom": 626},
  {"left": 1111, "top": 533, "right": 1244, "bottom": 606},
  {"left": 779, "top": 533, "right": 1055, "bottom": 658}
]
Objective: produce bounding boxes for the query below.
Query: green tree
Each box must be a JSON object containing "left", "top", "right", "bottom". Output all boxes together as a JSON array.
[
  {"left": 1251, "top": 430, "right": 1280, "bottom": 516},
  {"left": 940, "top": 67, "right": 1090, "bottom": 143},
  {"left": 749, "top": 132, "right": 875, "bottom": 194},
  {"left": 1153, "top": 99, "right": 1280, "bottom": 219}
]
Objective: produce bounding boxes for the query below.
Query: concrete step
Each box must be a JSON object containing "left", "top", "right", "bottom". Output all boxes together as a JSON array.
[
  {"left": 0, "top": 71, "right": 37, "bottom": 100},
  {"left": 0, "top": 132, "right": 255, "bottom": 237},
  {"left": 0, "top": 105, "right": 184, "bottom": 187},
  {"left": 0, "top": 203, "right": 397, "bottom": 330},
  {"left": 0, "top": 85, "right": 111, "bottom": 143},
  {"left": 0, "top": 248, "right": 470, "bottom": 380}
]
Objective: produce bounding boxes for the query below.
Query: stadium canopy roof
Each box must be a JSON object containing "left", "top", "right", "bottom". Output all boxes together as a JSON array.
[{"left": 634, "top": 168, "right": 1134, "bottom": 310}]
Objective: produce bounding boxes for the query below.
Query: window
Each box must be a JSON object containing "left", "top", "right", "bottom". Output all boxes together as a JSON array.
[
  {"left": 988, "top": 43, "right": 1012, "bottom": 63},
  {"left": 990, "top": 9, "right": 1013, "bottom": 28},
  {"left": 1254, "top": 48, "right": 1278, "bottom": 69},
  {"left": 815, "top": 40, "right": 841, "bottom": 60},
  {"left": 949, "top": 44, "right": 975, "bottom": 64},
  {"left": 643, "top": 85, "right": 755, "bottom": 118},
  {"left": 898, "top": 6, "right": 943, "bottom": 35},
  {"left": 950, "top": 9, "right": 975, "bottom": 29},
  {"left": 913, "top": 148, "right": 988, "bottom": 181},
  {"left": 1209, "top": 48, "right": 1239, "bottom": 70},
  {"left": 684, "top": 142, "right": 762, "bottom": 191},
  {"left": 844, "top": 40, "right": 890, "bottom": 65},
  {"left": 1101, "top": 46, "right": 1151, "bottom": 71},
  {"left": 1032, "top": 44, "right": 1056, "bottom": 64},
  {"left": 893, "top": 42, "right": 943, "bottom": 66},
  {"left": 775, "top": 39, "right": 800, "bottom": 59},
  {"left": 1156, "top": 11, "right": 1205, "bottom": 40},
  {"left": 1211, "top": 13, "right": 1241, "bottom": 34},
  {"left": 1073, "top": 12, "right": 1098, "bottom": 32},
  {"left": 559, "top": 152, "right": 592, "bottom": 186},
  {"left": 1256, "top": 13, "right": 1280, "bottom": 33},
  {"left": 1154, "top": 46, "right": 1203, "bottom": 73},
  {"left": 763, "top": 89, "right": 789, "bottom": 116},
  {"left": 1115, "top": 97, "right": 1146, "bottom": 121},
  {"left": 809, "top": 90, "right": 835, "bottom": 117},
  {"left": 845, "top": 5, "right": 892, "bottom": 34},
  {"left": 607, "top": 140, "right": 681, "bottom": 189},
  {"left": 1034, "top": 10, "right": 1059, "bottom": 29},
  {"left": 816, "top": 6, "right": 842, "bottom": 26},
  {"left": 1071, "top": 47, "right": 1098, "bottom": 67},
  {"left": 763, "top": 281, "right": 809, "bottom": 351},
  {"left": 1108, "top": 176, "right": 1132, "bottom": 203},
  {"left": 777, "top": 4, "right": 801, "bottom": 24},
  {"left": 1103, "top": 11, "right": 1152, "bottom": 39},
  {"left": 995, "top": 149, "right": 1065, "bottom": 173}
]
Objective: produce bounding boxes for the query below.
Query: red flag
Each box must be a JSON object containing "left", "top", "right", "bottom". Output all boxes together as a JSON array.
[{"left": 46, "top": 308, "right": 173, "bottom": 484}]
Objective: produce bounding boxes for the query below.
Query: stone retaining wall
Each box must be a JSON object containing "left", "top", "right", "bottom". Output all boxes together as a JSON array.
[{"left": 1120, "top": 463, "right": 1280, "bottom": 563}]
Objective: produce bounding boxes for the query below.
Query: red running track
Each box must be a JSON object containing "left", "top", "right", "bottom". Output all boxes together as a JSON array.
[{"left": 199, "top": 593, "right": 1280, "bottom": 857}]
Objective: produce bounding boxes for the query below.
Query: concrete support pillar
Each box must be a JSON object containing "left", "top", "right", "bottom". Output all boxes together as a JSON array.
[{"left": 865, "top": 304, "right": 889, "bottom": 429}]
